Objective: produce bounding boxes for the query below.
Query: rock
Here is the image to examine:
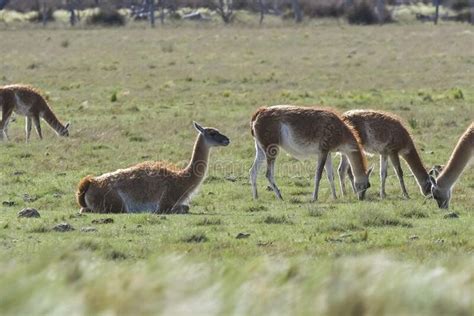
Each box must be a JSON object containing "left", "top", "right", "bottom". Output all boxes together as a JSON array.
[
  {"left": 236, "top": 232, "right": 250, "bottom": 239},
  {"left": 18, "top": 208, "right": 40, "bottom": 218},
  {"left": 225, "top": 176, "right": 237, "bottom": 182},
  {"left": 2, "top": 201, "right": 15, "bottom": 207},
  {"left": 409, "top": 235, "right": 419, "bottom": 240},
  {"left": 443, "top": 212, "right": 459, "bottom": 219},
  {"left": 92, "top": 218, "right": 114, "bottom": 224},
  {"left": 81, "top": 227, "right": 97, "bottom": 233},
  {"left": 52, "top": 223, "right": 75, "bottom": 232},
  {"left": 23, "top": 194, "right": 37, "bottom": 202}
]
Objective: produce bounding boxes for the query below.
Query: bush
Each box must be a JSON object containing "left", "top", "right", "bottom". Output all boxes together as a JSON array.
[
  {"left": 28, "top": 8, "right": 55, "bottom": 23},
  {"left": 87, "top": 7, "right": 125, "bottom": 26},
  {"left": 346, "top": 0, "right": 392, "bottom": 25},
  {"left": 300, "top": 0, "right": 346, "bottom": 18}
]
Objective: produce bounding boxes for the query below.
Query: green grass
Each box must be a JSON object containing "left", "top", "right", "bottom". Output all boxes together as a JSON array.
[{"left": 0, "top": 24, "right": 473, "bottom": 315}]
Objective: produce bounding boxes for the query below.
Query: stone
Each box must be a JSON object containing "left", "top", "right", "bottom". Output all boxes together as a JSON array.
[
  {"left": 52, "top": 223, "right": 75, "bottom": 232},
  {"left": 18, "top": 208, "right": 40, "bottom": 218},
  {"left": 91, "top": 218, "right": 114, "bottom": 224},
  {"left": 236, "top": 232, "right": 250, "bottom": 239},
  {"left": 81, "top": 227, "right": 97, "bottom": 233}
]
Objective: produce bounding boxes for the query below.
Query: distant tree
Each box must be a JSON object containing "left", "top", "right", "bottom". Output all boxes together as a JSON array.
[
  {"left": 258, "top": 0, "right": 265, "bottom": 25},
  {"left": 376, "top": 0, "right": 385, "bottom": 23},
  {"left": 0, "top": 0, "right": 9, "bottom": 10},
  {"left": 434, "top": 0, "right": 440, "bottom": 24},
  {"left": 212, "top": 0, "right": 234, "bottom": 23},
  {"left": 471, "top": 0, "right": 474, "bottom": 24},
  {"left": 291, "top": 0, "right": 302, "bottom": 22},
  {"left": 147, "top": 0, "right": 155, "bottom": 27},
  {"left": 66, "top": 0, "right": 82, "bottom": 26}
]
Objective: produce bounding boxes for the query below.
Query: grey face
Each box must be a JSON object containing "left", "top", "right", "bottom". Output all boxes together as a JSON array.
[
  {"left": 355, "top": 166, "right": 373, "bottom": 200},
  {"left": 431, "top": 185, "right": 451, "bottom": 209},
  {"left": 429, "top": 175, "right": 451, "bottom": 209},
  {"left": 193, "top": 122, "right": 230, "bottom": 147},
  {"left": 60, "top": 122, "right": 70, "bottom": 137},
  {"left": 355, "top": 181, "right": 370, "bottom": 200}
]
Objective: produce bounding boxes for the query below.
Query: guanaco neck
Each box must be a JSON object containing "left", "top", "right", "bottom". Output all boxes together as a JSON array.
[
  {"left": 341, "top": 132, "right": 367, "bottom": 181},
  {"left": 401, "top": 142, "right": 430, "bottom": 193},
  {"left": 437, "top": 131, "right": 472, "bottom": 189},
  {"left": 40, "top": 106, "right": 66, "bottom": 135},
  {"left": 183, "top": 134, "right": 211, "bottom": 184}
]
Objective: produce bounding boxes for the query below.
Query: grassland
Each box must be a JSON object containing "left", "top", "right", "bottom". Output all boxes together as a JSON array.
[{"left": 0, "top": 23, "right": 473, "bottom": 315}]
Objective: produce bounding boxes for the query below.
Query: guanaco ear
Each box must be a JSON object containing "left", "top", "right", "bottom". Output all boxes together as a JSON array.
[
  {"left": 64, "top": 122, "right": 70, "bottom": 130},
  {"left": 193, "top": 121, "right": 205, "bottom": 134}
]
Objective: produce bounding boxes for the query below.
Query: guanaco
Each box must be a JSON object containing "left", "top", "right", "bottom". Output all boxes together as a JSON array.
[
  {"left": 430, "top": 122, "right": 473, "bottom": 209},
  {"left": 0, "top": 84, "right": 70, "bottom": 141},
  {"left": 336, "top": 110, "right": 432, "bottom": 199},
  {"left": 76, "top": 122, "right": 230, "bottom": 214},
  {"left": 249, "top": 105, "right": 373, "bottom": 202}
]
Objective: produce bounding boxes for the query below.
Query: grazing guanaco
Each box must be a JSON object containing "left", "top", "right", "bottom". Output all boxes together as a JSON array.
[
  {"left": 430, "top": 122, "right": 473, "bottom": 209},
  {"left": 335, "top": 110, "right": 432, "bottom": 199},
  {"left": 249, "top": 105, "right": 373, "bottom": 202},
  {"left": 76, "top": 122, "right": 230, "bottom": 214},
  {"left": 0, "top": 84, "right": 70, "bottom": 141}
]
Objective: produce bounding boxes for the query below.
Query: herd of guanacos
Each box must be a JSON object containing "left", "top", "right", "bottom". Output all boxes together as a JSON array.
[{"left": 1, "top": 84, "right": 472, "bottom": 213}]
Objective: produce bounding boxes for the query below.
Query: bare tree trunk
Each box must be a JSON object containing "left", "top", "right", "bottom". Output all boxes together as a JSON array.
[
  {"left": 216, "top": 0, "right": 234, "bottom": 24},
  {"left": 291, "top": 0, "right": 302, "bottom": 23},
  {"left": 41, "top": 0, "right": 47, "bottom": 26},
  {"left": 68, "top": 0, "right": 77, "bottom": 26},
  {"left": 376, "top": 0, "right": 385, "bottom": 23},
  {"left": 160, "top": 0, "right": 165, "bottom": 24},
  {"left": 434, "top": 0, "right": 440, "bottom": 25},
  {"left": 148, "top": 0, "right": 155, "bottom": 27},
  {"left": 0, "top": 0, "right": 9, "bottom": 10},
  {"left": 259, "top": 0, "right": 265, "bottom": 25},
  {"left": 470, "top": 0, "right": 474, "bottom": 24}
]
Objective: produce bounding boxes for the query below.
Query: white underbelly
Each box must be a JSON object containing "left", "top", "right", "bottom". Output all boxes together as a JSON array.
[
  {"left": 279, "top": 123, "right": 320, "bottom": 160},
  {"left": 13, "top": 94, "right": 33, "bottom": 116},
  {"left": 117, "top": 190, "right": 159, "bottom": 213}
]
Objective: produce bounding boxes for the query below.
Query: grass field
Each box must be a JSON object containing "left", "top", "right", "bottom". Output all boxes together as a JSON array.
[{"left": 0, "top": 23, "right": 473, "bottom": 315}]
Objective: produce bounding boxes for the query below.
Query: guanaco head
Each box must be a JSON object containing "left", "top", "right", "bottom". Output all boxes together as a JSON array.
[
  {"left": 193, "top": 122, "right": 230, "bottom": 147},
  {"left": 429, "top": 175, "right": 451, "bottom": 209},
  {"left": 59, "top": 122, "right": 70, "bottom": 137},
  {"left": 354, "top": 166, "right": 374, "bottom": 200}
]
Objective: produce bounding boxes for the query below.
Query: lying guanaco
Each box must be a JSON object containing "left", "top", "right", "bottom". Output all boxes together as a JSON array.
[
  {"left": 250, "top": 105, "right": 373, "bottom": 201},
  {"left": 336, "top": 110, "right": 432, "bottom": 199},
  {"left": 76, "top": 122, "right": 230, "bottom": 214},
  {"left": 0, "top": 84, "right": 69, "bottom": 141},
  {"left": 430, "top": 122, "right": 473, "bottom": 209}
]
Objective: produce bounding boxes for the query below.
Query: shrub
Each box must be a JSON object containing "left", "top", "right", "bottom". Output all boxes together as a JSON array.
[
  {"left": 28, "top": 8, "right": 55, "bottom": 23},
  {"left": 346, "top": 0, "right": 392, "bottom": 25},
  {"left": 87, "top": 7, "right": 125, "bottom": 26},
  {"left": 300, "top": 0, "right": 346, "bottom": 18}
]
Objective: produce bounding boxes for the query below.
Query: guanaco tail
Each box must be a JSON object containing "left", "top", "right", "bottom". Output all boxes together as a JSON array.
[
  {"left": 430, "top": 122, "right": 473, "bottom": 209},
  {"left": 334, "top": 109, "right": 432, "bottom": 199},
  {"left": 249, "top": 105, "right": 373, "bottom": 202},
  {"left": 0, "top": 84, "right": 70, "bottom": 141},
  {"left": 76, "top": 122, "right": 230, "bottom": 214}
]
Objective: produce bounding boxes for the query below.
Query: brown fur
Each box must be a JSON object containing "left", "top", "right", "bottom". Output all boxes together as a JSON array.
[
  {"left": 250, "top": 107, "right": 267, "bottom": 136},
  {"left": 250, "top": 105, "right": 371, "bottom": 201},
  {"left": 436, "top": 122, "right": 473, "bottom": 188},
  {"left": 341, "top": 109, "right": 431, "bottom": 197},
  {"left": 76, "top": 124, "right": 229, "bottom": 214},
  {"left": 76, "top": 176, "right": 93, "bottom": 208},
  {"left": 252, "top": 106, "right": 367, "bottom": 168},
  {"left": 0, "top": 84, "right": 69, "bottom": 141}
]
